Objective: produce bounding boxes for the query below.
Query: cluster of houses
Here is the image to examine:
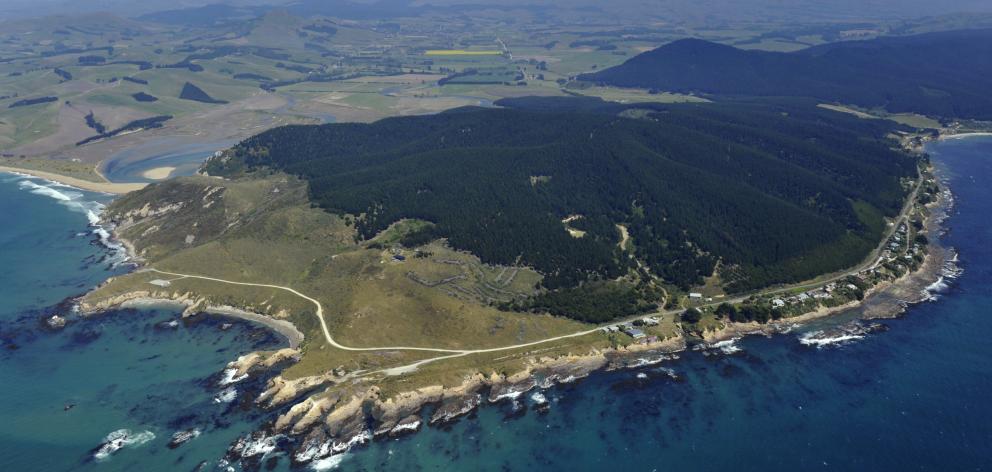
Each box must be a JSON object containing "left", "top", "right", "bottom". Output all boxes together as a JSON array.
[
  {"left": 770, "top": 220, "right": 924, "bottom": 311},
  {"left": 881, "top": 223, "right": 909, "bottom": 259},
  {"left": 770, "top": 280, "right": 860, "bottom": 309},
  {"left": 871, "top": 221, "right": 927, "bottom": 278}
]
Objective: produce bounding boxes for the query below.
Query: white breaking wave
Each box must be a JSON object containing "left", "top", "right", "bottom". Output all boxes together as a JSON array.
[
  {"left": 655, "top": 366, "right": 679, "bottom": 380},
  {"left": 626, "top": 354, "right": 671, "bottom": 368},
  {"left": 214, "top": 386, "right": 238, "bottom": 403},
  {"left": 799, "top": 331, "right": 865, "bottom": 348},
  {"left": 711, "top": 338, "right": 742, "bottom": 354},
  {"left": 923, "top": 276, "right": 949, "bottom": 298},
  {"left": 239, "top": 434, "right": 282, "bottom": 458},
  {"left": 331, "top": 430, "right": 371, "bottom": 454},
  {"left": 921, "top": 248, "right": 963, "bottom": 302},
  {"left": 530, "top": 392, "right": 547, "bottom": 405},
  {"left": 311, "top": 453, "right": 348, "bottom": 471},
  {"left": 490, "top": 388, "right": 525, "bottom": 402},
  {"left": 390, "top": 420, "right": 421, "bottom": 434},
  {"left": 93, "top": 429, "right": 156, "bottom": 461},
  {"left": 13, "top": 175, "right": 129, "bottom": 266},
  {"left": 294, "top": 440, "right": 332, "bottom": 464},
  {"left": 219, "top": 367, "right": 248, "bottom": 386},
  {"left": 18, "top": 179, "right": 82, "bottom": 201}
]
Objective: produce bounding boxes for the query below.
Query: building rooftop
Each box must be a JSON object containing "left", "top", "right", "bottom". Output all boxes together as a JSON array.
[{"left": 626, "top": 328, "right": 646, "bottom": 339}]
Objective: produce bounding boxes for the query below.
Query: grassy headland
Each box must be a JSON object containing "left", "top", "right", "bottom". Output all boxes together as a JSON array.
[{"left": 77, "top": 101, "right": 944, "bottom": 464}]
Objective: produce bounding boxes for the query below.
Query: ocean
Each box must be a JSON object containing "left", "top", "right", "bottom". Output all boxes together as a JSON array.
[
  {"left": 0, "top": 173, "right": 283, "bottom": 471},
  {"left": 1, "top": 135, "right": 990, "bottom": 471}
]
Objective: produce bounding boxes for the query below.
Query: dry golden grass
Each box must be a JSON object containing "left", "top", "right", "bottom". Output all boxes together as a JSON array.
[{"left": 85, "top": 173, "right": 599, "bottom": 380}]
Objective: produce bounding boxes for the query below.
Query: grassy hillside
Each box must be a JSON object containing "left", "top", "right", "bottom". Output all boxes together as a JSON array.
[
  {"left": 89, "top": 174, "right": 588, "bottom": 372},
  {"left": 204, "top": 99, "right": 918, "bottom": 300},
  {"left": 579, "top": 29, "right": 992, "bottom": 120}
]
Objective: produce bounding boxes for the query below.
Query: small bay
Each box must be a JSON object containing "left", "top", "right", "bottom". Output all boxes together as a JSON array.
[{"left": 0, "top": 172, "right": 283, "bottom": 471}]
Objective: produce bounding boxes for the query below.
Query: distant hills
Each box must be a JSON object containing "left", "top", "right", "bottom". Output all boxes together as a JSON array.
[
  {"left": 136, "top": 4, "right": 266, "bottom": 26},
  {"left": 137, "top": 0, "right": 435, "bottom": 25},
  {"left": 205, "top": 98, "right": 918, "bottom": 296},
  {"left": 580, "top": 29, "right": 992, "bottom": 120}
]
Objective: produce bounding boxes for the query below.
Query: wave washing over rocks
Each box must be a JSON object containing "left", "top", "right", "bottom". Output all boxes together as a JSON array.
[
  {"left": 214, "top": 386, "right": 239, "bottom": 403},
  {"left": 92, "top": 428, "right": 156, "bottom": 461},
  {"left": 7, "top": 173, "right": 130, "bottom": 267},
  {"left": 921, "top": 249, "right": 963, "bottom": 302},
  {"left": 219, "top": 367, "right": 250, "bottom": 386},
  {"left": 798, "top": 321, "right": 889, "bottom": 348},
  {"left": 310, "top": 453, "right": 349, "bottom": 471},
  {"left": 701, "top": 338, "right": 744, "bottom": 355}
]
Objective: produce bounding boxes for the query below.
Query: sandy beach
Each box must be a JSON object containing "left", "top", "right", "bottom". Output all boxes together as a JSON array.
[{"left": 0, "top": 166, "right": 146, "bottom": 194}]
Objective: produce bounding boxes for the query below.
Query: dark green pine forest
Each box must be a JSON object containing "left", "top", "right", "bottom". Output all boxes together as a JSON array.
[
  {"left": 205, "top": 98, "right": 918, "bottom": 319},
  {"left": 580, "top": 29, "right": 992, "bottom": 120}
]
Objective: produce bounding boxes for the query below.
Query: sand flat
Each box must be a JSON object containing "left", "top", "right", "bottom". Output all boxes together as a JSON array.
[
  {"left": 0, "top": 166, "right": 146, "bottom": 194},
  {"left": 142, "top": 166, "right": 176, "bottom": 180}
]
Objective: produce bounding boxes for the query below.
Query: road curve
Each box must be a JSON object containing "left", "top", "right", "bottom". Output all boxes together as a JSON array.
[
  {"left": 143, "top": 176, "right": 925, "bottom": 373},
  {"left": 147, "top": 268, "right": 467, "bottom": 354}
]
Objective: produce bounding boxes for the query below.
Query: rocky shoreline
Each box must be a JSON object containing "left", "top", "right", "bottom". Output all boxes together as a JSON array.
[
  {"left": 70, "top": 135, "right": 960, "bottom": 470},
  {"left": 220, "top": 336, "right": 689, "bottom": 470},
  {"left": 78, "top": 289, "right": 305, "bottom": 349},
  {"left": 74, "top": 223, "right": 306, "bottom": 348},
  {"left": 699, "top": 146, "right": 954, "bottom": 347},
  {"left": 80, "top": 221, "right": 952, "bottom": 472},
  {"left": 81, "top": 212, "right": 953, "bottom": 470},
  {"left": 74, "top": 236, "right": 691, "bottom": 469}
]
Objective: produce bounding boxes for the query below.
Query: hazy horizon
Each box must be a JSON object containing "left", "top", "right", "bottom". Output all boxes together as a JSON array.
[{"left": 4, "top": 0, "right": 992, "bottom": 23}]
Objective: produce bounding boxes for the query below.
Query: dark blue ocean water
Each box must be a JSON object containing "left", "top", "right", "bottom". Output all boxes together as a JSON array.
[
  {"left": 327, "top": 136, "right": 992, "bottom": 471},
  {"left": 0, "top": 136, "right": 990, "bottom": 471}
]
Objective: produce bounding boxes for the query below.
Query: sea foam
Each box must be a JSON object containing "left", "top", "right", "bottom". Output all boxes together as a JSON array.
[
  {"left": 921, "top": 248, "right": 963, "bottom": 302},
  {"left": 218, "top": 367, "right": 248, "bottom": 386},
  {"left": 311, "top": 453, "right": 348, "bottom": 471},
  {"left": 93, "top": 429, "right": 155, "bottom": 461},
  {"left": 12, "top": 175, "right": 129, "bottom": 266},
  {"left": 711, "top": 338, "right": 742, "bottom": 354},
  {"left": 214, "top": 386, "right": 238, "bottom": 403},
  {"left": 798, "top": 331, "right": 865, "bottom": 348}
]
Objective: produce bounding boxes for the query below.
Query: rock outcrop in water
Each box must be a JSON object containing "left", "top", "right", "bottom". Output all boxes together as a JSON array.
[
  {"left": 231, "top": 351, "right": 627, "bottom": 468},
  {"left": 167, "top": 428, "right": 200, "bottom": 449}
]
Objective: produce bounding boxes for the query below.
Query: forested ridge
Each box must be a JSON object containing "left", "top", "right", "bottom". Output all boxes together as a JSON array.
[
  {"left": 205, "top": 98, "right": 917, "bottom": 297},
  {"left": 580, "top": 29, "right": 992, "bottom": 120}
]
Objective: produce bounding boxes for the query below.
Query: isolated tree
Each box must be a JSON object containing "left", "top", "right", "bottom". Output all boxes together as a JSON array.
[{"left": 681, "top": 308, "right": 702, "bottom": 324}]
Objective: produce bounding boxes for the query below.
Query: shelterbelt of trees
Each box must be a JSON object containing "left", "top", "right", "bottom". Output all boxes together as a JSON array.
[
  {"left": 580, "top": 29, "right": 992, "bottom": 120},
  {"left": 205, "top": 97, "right": 918, "bottom": 303}
]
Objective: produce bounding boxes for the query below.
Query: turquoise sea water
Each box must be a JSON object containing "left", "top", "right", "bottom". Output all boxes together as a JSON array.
[
  {"left": 0, "top": 173, "right": 283, "bottom": 471},
  {"left": 1, "top": 136, "right": 991, "bottom": 471}
]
